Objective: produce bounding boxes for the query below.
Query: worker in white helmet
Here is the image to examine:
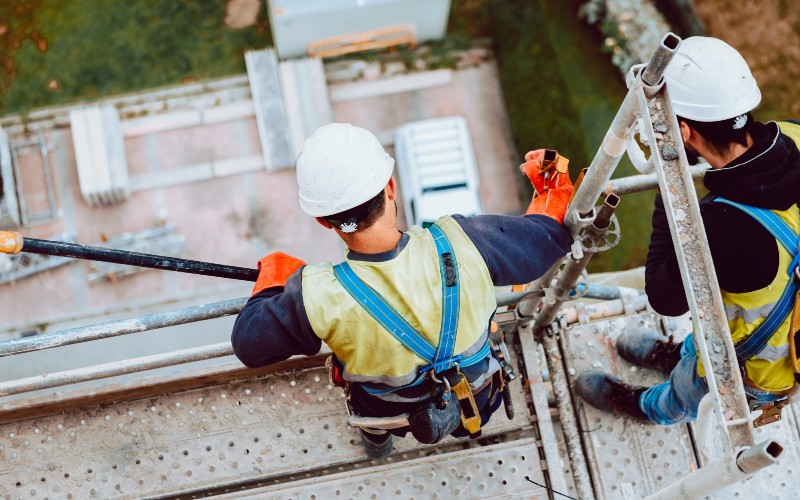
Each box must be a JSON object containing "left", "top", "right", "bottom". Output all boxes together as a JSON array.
[
  {"left": 577, "top": 37, "right": 800, "bottom": 425},
  {"left": 231, "top": 122, "right": 574, "bottom": 458}
]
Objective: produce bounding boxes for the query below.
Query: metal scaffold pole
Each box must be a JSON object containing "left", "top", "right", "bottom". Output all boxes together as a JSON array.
[
  {"left": 513, "top": 34, "right": 687, "bottom": 499},
  {"left": 517, "top": 30, "right": 782, "bottom": 498}
]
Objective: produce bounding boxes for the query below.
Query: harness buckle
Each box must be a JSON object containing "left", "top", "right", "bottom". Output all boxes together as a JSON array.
[
  {"left": 430, "top": 366, "right": 482, "bottom": 436},
  {"left": 752, "top": 399, "right": 790, "bottom": 428},
  {"left": 794, "top": 265, "right": 800, "bottom": 284},
  {"left": 450, "top": 372, "right": 482, "bottom": 436}
]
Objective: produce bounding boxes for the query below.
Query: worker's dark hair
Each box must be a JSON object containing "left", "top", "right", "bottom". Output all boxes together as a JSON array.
[
  {"left": 679, "top": 112, "right": 753, "bottom": 158},
  {"left": 324, "top": 188, "right": 386, "bottom": 232}
]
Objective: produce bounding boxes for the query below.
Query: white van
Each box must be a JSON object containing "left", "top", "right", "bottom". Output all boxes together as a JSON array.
[{"left": 394, "top": 116, "right": 482, "bottom": 228}]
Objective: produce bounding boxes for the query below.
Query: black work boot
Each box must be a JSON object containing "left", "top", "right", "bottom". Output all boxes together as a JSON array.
[
  {"left": 616, "top": 328, "right": 682, "bottom": 374},
  {"left": 359, "top": 429, "right": 393, "bottom": 460},
  {"left": 575, "top": 371, "right": 653, "bottom": 423}
]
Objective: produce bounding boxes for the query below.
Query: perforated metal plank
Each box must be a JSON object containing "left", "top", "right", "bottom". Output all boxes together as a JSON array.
[
  {"left": 279, "top": 57, "right": 332, "bottom": 159},
  {"left": 560, "top": 309, "right": 698, "bottom": 498},
  {"left": 0, "top": 232, "right": 75, "bottom": 285},
  {"left": 87, "top": 225, "right": 185, "bottom": 282},
  {"left": 708, "top": 405, "right": 800, "bottom": 499},
  {"left": 216, "top": 438, "right": 548, "bottom": 499},
  {"left": 0, "top": 350, "right": 532, "bottom": 498},
  {"left": 245, "top": 49, "right": 294, "bottom": 171}
]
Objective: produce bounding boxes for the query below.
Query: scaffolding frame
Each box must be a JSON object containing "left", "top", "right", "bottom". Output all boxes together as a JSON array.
[
  {"left": 0, "top": 32, "right": 786, "bottom": 498},
  {"left": 10, "top": 132, "right": 59, "bottom": 226}
]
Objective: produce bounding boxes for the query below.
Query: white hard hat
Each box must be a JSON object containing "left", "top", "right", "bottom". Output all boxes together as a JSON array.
[
  {"left": 664, "top": 37, "right": 761, "bottom": 122},
  {"left": 296, "top": 123, "right": 395, "bottom": 217}
]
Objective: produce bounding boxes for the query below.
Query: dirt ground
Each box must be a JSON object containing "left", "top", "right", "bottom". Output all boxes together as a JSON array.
[{"left": 695, "top": 0, "right": 800, "bottom": 119}]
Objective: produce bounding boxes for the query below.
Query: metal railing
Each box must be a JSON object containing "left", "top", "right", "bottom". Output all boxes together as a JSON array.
[
  {"left": 0, "top": 284, "right": 637, "bottom": 397},
  {"left": 0, "top": 32, "right": 783, "bottom": 499}
]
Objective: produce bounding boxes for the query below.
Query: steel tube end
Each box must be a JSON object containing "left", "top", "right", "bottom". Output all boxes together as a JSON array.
[
  {"left": 642, "top": 32, "right": 683, "bottom": 86},
  {"left": 605, "top": 193, "right": 620, "bottom": 208},
  {"left": 593, "top": 194, "right": 621, "bottom": 230},
  {"left": 662, "top": 32, "right": 681, "bottom": 51},
  {"left": 736, "top": 439, "right": 784, "bottom": 474}
]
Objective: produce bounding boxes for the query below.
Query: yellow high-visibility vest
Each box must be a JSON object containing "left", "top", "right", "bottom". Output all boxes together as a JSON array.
[
  {"left": 698, "top": 121, "right": 800, "bottom": 392},
  {"left": 301, "top": 215, "right": 497, "bottom": 396}
]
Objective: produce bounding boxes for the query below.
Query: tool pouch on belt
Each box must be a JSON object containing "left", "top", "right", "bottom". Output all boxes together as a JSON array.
[
  {"left": 409, "top": 368, "right": 483, "bottom": 444},
  {"left": 408, "top": 395, "right": 462, "bottom": 444}
]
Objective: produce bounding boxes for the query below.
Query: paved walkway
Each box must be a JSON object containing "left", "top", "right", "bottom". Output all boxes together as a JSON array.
[{"left": 1, "top": 59, "right": 522, "bottom": 382}]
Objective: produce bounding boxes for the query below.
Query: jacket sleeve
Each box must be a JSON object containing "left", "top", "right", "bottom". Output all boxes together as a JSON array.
[
  {"left": 230, "top": 267, "right": 322, "bottom": 368},
  {"left": 454, "top": 213, "right": 572, "bottom": 286},
  {"left": 645, "top": 193, "right": 781, "bottom": 316},
  {"left": 644, "top": 193, "right": 690, "bottom": 316}
]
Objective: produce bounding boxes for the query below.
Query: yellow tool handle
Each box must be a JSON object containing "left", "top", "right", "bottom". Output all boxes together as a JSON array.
[
  {"left": 0, "top": 230, "right": 23, "bottom": 255},
  {"left": 452, "top": 374, "right": 482, "bottom": 434}
]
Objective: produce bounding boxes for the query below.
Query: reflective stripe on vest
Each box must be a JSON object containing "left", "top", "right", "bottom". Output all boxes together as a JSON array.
[
  {"left": 334, "top": 224, "right": 489, "bottom": 396},
  {"left": 705, "top": 197, "right": 800, "bottom": 392},
  {"left": 714, "top": 198, "right": 800, "bottom": 361}
]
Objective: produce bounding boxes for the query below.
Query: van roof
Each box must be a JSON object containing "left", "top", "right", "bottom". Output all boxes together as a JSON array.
[{"left": 397, "top": 117, "right": 473, "bottom": 194}]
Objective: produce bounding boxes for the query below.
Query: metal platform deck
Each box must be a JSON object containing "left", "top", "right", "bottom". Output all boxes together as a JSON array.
[
  {"left": 0, "top": 335, "right": 564, "bottom": 499},
  {"left": 560, "top": 305, "right": 800, "bottom": 499},
  {"left": 3, "top": 296, "right": 800, "bottom": 498}
]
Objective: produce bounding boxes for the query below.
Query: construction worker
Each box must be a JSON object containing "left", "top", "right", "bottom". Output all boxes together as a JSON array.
[
  {"left": 231, "top": 123, "right": 573, "bottom": 458},
  {"left": 576, "top": 37, "right": 800, "bottom": 424}
]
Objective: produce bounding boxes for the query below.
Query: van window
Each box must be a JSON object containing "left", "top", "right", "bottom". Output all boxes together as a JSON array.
[{"left": 422, "top": 182, "right": 467, "bottom": 194}]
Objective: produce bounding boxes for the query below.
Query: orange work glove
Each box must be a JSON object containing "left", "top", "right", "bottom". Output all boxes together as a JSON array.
[
  {"left": 251, "top": 252, "right": 306, "bottom": 296},
  {"left": 520, "top": 149, "right": 574, "bottom": 223}
]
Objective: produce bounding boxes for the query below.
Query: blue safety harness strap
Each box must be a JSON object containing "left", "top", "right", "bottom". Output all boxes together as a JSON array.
[
  {"left": 333, "top": 262, "right": 437, "bottom": 360},
  {"left": 714, "top": 197, "right": 800, "bottom": 361},
  {"left": 333, "top": 224, "right": 489, "bottom": 395},
  {"left": 429, "top": 224, "right": 461, "bottom": 373}
]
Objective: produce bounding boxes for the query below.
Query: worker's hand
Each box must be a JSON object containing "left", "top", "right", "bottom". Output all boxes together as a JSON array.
[
  {"left": 252, "top": 252, "right": 306, "bottom": 296},
  {"left": 521, "top": 149, "right": 574, "bottom": 223}
]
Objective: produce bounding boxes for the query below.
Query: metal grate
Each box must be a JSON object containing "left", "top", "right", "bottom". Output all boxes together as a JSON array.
[
  {"left": 88, "top": 225, "right": 185, "bottom": 282},
  {"left": 696, "top": 386, "right": 800, "bottom": 499},
  {"left": 8, "top": 132, "right": 59, "bottom": 227},
  {"left": 0, "top": 347, "right": 542, "bottom": 498},
  {"left": 0, "top": 232, "right": 75, "bottom": 286},
  {"left": 560, "top": 310, "right": 699, "bottom": 498},
  {"left": 216, "top": 438, "right": 548, "bottom": 499}
]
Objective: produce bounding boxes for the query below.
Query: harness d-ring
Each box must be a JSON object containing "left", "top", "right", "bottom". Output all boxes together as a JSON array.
[{"left": 430, "top": 371, "right": 452, "bottom": 392}]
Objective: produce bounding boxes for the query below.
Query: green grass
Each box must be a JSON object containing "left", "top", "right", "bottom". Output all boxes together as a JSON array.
[
  {"left": 489, "top": 0, "right": 652, "bottom": 271},
  {"left": 0, "top": 0, "right": 270, "bottom": 116}
]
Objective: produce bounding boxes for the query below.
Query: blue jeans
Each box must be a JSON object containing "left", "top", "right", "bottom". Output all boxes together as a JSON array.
[{"left": 638, "top": 334, "right": 784, "bottom": 424}]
